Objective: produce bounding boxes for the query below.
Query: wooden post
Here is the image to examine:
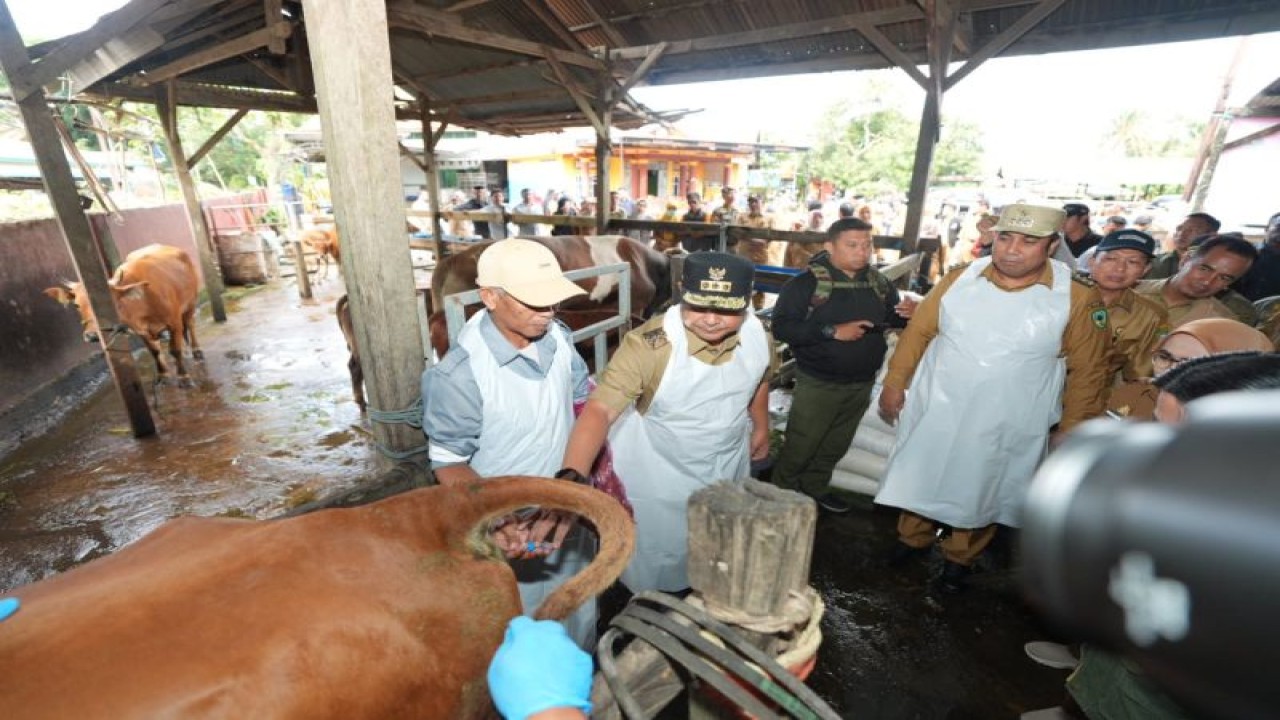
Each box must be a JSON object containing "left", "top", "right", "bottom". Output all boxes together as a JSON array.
[
  {"left": 419, "top": 95, "right": 445, "bottom": 254},
  {"left": 900, "top": 89, "right": 940, "bottom": 253},
  {"left": 303, "top": 0, "right": 426, "bottom": 462},
  {"left": 1185, "top": 37, "right": 1249, "bottom": 205},
  {"left": 687, "top": 480, "right": 817, "bottom": 618},
  {"left": 594, "top": 75, "right": 612, "bottom": 235},
  {"left": 900, "top": 0, "right": 953, "bottom": 253},
  {"left": 595, "top": 135, "right": 610, "bottom": 234},
  {"left": 156, "top": 82, "right": 228, "bottom": 322},
  {"left": 0, "top": 1, "right": 154, "bottom": 437},
  {"left": 1190, "top": 111, "right": 1234, "bottom": 213},
  {"left": 290, "top": 239, "right": 313, "bottom": 300}
]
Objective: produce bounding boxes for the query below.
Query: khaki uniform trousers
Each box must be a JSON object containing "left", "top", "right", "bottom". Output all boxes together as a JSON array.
[{"left": 897, "top": 511, "right": 998, "bottom": 566}]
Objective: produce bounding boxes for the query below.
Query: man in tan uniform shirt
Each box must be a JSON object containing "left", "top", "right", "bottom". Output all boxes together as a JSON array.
[
  {"left": 877, "top": 204, "right": 1111, "bottom": 594},
  {"left": 735, "top": 195, "right": 775, "bottom": 309},
  {"left": 1134, "top": 234, "right": 1258, "bottom": 328},
  {"left": 1089, "top": 230, "right": 1170, "bottom": 420}
]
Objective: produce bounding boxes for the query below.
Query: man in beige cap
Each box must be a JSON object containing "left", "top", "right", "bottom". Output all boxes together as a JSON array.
[
  {"left": 419, "top": 238, "right": 596, "bottom": 647},
  {"left": 876, "top": 203, "right": 1111, "bottom": 594}
]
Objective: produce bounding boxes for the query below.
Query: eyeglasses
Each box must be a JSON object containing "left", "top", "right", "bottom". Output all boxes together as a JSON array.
[
  {"left": 1151, "top": 348, "right": 1194, "bottom": 369},
  {"left": 502, "top": 292, "right": 559, "bottom": 314}
]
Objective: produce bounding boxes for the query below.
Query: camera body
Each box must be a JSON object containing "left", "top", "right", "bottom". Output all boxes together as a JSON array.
[{"left": 1021, "top": 391, "right": 1280, "bottom": 719}]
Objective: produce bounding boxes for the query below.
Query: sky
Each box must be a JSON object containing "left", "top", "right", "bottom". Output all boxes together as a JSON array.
[{"left": 9, "top": 1, "right": 1280, "bottom": 178}]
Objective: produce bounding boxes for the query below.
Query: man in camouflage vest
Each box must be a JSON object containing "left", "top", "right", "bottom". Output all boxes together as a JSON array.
[{"left": 771, "top": 217, "right": 906, "bottom": 513}]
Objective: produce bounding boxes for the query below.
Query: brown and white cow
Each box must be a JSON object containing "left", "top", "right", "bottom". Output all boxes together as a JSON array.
[
  {"left": 44, "top": 243, "right": 202, "bottom": 386},
  {"left": 0, "top": 477, "right": 634, "bottom": 719},
  {"left": 428, "top": 235, "right": 672, "bottom": 358},
  {"left": 298, "top": 226, "right": 341, "bottom": 281}
]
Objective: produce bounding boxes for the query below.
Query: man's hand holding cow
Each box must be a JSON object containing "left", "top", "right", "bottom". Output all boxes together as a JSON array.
[
  {"left": 490, "top": 517, "right": 533, "bottom": 559},
  {"left": 519, "top": 510, "right": 576, "bottom": 559}
]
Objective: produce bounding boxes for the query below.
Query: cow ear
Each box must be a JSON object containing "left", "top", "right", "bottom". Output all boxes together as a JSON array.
[
  {"left": 44, "top": 287, "right": 72, "bottom": 305},
  {"left": 112, "top": 280, "right": 149, "bottom": 301}
]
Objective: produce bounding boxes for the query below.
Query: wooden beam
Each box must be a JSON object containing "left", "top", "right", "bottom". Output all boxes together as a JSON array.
[
  {"left": 156, "top": 2, "right": 261, "bottom": 56},
  {"left": 520, "top": 0, "right": 587, "bottom": 51},
  {"left": 148, "top": 0, "right": 238, "bottom": 35},
  {"left": 944, "top": 0, "right": 1065, "bottom": 89},
  {"left": 1222, "top": 121, "right": 1280, "bottom": 151},
  {"left": 264, "top": 0, "right": 286, "bottom": 53},
  {"left": 414, "top": 55, "right": 539, "bottom": 82},
  {"left": 570, "top": 0, "right": 747, "bottom": 31},
  {"left": 242, "top": 53, "right": 294, "bottom": 90},
  {"left": 304, "top": 0, "right": 427, "bottom": 461},
  {"left": 649, "top": 51, "right": 925, "bottom": 86},
  {"left": 139, "top": 22, "right": 294, "bottom": 86},
  {"left": 0, "top": 0, "right": 154, "bottom": 436},
  {"left": 544, "top": 51, "right": 606, "bottom": 136},
  {"left": 616, "top": 42, "right": 666, "bottom": 96},
  {"left": 444, "top": 0, "right": 492, "bottom": 11},
  {"left": 386, "top": 2, "right": 604, "bottom": 71},
  {"left": 609, "top": 6, "right": 924, "bottom": 60},
  {"left": 854, "top": 21, "right": 929, "bottom": 90},
  {"left": 188, "top": 107, "right": 248, "bottom": 166},
  {"left": 156, "top": 81, "right": 228, "bottom": 323},
  {"left": 64, "top": 24, "right": 165, "bottom": 96},
  {"left": 398, "top": 141, "right": 428, "bottom": 173},
  {"left": 90, "top": 81, "right": 318, "bottom": 114},
  {"left": 429, "top": 86, "right": 572, "bottom": 110},
  {"left": 915, "top": 0, "right": 971, "bottom": 55},
  {"left": 576, "top": 0, "right": 627, "bottom": 49},
  {"left": 8, "top": 0, "right": 171, "bottom": 100}
]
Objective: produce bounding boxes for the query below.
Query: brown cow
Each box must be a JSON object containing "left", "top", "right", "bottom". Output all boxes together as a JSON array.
[
  {"left": 335, "top": 294, "right": 365, "bottom": 412},
  {"left": 428, "top": 235, "right": 671, "bottom": 358},
  {"left": 44, "top": 243, "right": 202, "bottom": 386},
  {"left": 299, "top": 226, "right": 340, "bottom": 281},
  {"left": 0, "top": 477, "right": 634, "bottom": 719}
]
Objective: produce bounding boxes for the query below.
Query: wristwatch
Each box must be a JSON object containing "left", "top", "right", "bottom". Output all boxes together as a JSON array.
[
  {"left": 820, "top": 324, "right": 836, "bottom": 339},
  {"left": 554, "top": 468, "right": 590, "bottom": 485}
]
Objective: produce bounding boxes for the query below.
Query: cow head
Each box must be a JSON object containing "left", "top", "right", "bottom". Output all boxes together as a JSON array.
[{"left": 44, "top": 280, "right": 148, "bottom": 343}]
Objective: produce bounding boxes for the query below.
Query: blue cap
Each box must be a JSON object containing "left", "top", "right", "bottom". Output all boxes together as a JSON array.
[{"left": 1096, "top": 229, "right": 1157, "bottom": 257}]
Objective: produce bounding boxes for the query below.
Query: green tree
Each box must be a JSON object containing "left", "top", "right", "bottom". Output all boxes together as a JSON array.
[
  {"left": 135, "top": 105, "right": 309, "bottom": 191},
  {"left": 1102, "top": 110, "right": 1205, "bottom": 158},
  {"left": 800, "top": 99, "right": 984, "bottom": 195}
]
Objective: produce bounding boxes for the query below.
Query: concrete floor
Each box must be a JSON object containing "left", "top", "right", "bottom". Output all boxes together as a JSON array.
[{"left": 0, "top": 276, "right": 1071, "bottom": 718}]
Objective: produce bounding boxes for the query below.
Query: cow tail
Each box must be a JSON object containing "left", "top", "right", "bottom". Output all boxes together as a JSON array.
[{"left": 458, "top": 477, "right": 635, "bottom": 621}]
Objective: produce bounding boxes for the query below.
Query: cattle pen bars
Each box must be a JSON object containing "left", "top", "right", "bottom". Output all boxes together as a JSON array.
[{"left": 442, "top": 263, "right": 633, "bottom": 373}]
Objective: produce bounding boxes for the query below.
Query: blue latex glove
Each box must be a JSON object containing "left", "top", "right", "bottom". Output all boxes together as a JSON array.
[
  {"left": 488, "top": 617, "right": 592, "bottom": 720},
  {"left": 0, "top": 597, "right": 18, "bottom": 622}
]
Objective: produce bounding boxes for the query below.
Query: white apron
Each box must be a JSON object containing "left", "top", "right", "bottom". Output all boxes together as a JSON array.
[
  {"left": 875, "top": 258, "right": 1071, "bottom": 529},
  {"left": 458, "top": 311, "right": 597, "bottom": 648},
  {"left": 610, "top": 306, "right": 770, "bottom": 592}
]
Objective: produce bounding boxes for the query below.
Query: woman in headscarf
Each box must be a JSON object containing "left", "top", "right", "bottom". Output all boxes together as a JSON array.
[{"left": 1107, "top": 317, "right": 1274, "bottom": 420}]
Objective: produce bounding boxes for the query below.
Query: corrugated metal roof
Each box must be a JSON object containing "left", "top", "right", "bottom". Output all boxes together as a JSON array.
[{"left": 44, "top": 0, "right": 1280, "bottom": 135}]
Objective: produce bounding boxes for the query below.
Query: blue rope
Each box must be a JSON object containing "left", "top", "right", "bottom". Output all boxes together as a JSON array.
[{"left": 367, "top": 395, "right": 429, "bottom": 459}]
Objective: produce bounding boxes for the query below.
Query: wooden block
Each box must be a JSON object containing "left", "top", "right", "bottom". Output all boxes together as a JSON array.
[{"left": 686, "top": 479, "right": 817, "bottom": 617}]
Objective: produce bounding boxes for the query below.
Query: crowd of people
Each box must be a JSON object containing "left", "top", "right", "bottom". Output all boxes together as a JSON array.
[{"left": 415, "top": 192, "right": 1279, "bottom": 718}]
